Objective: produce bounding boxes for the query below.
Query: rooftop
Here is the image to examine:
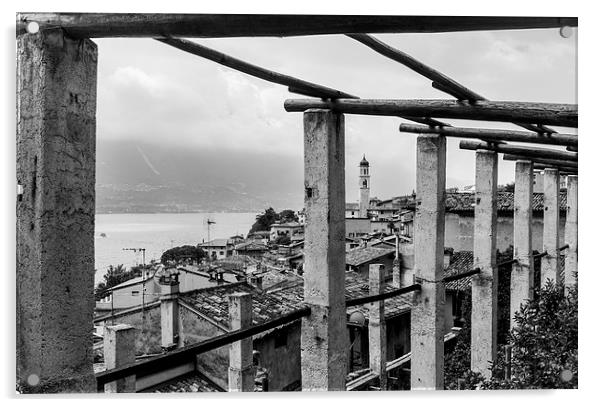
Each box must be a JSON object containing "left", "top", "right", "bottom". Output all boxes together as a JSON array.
[
  {"left": 141, "top": 371, "right": 224, "bottom": 393},
  {"left": 346, "top": 246, "right": 396, "bottom": 267},
  {"left": 199, "top": 238, "right": 230, "bottom": 248},
  {"left": 270, "top": 222, "right": 303, "bottom": 228},
  {"left": 445, "top": 191, "right": 567, "bottom": 214}
]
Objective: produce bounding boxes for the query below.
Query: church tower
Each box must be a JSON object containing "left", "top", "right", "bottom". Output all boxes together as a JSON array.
[{"left": 359, "top": 155, "right": 370, "bottom": 218}]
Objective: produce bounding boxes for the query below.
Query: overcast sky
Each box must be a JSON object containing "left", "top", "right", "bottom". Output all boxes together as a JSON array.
[{"left": 95, "top": 27, "right": 577, "bottom": 202}]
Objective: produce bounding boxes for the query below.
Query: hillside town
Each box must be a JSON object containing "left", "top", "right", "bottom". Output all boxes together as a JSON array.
[
  {"left": 15, "top": 13, "right": 579, "bottom": 397},
  {"left": 90, "top": 155, "right": 572, "bottom": 392}
]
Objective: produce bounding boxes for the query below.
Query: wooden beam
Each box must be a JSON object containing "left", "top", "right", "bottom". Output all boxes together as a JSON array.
[
  {"left": 16, "top": 13, "right": 578, "bottom": 38},
  {"left": 398, "top": 123, "right": 577, "bottom": 146},
  {"left": 503, "top": 154, "right": 577, "bottom": 170},
  {"left": 346, "top": 33, "right": 557, "bottom": 134},
  {"left": 566, "top": 145, "right": 578, "bottom": 152},
  {"left": 459, "top": 140, "right": 578, "bottom": 161},
  {"left": 156, "top": 38, "right": 357, "bottom": 99},
  {"left": 284, "top": 99, "right": 577, "bottom": 127},
  {"left": 347, "top": 34, "right": 485, "bottom": 102}
]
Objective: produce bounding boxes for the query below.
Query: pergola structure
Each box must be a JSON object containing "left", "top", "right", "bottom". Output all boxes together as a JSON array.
[{"left": 16, "top": 13, "right": 578, "bottom": 393}]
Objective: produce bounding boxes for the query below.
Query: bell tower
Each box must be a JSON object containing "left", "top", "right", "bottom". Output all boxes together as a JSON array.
[{"left": 359, "top": 155, "right": 370, "bottom": 218}]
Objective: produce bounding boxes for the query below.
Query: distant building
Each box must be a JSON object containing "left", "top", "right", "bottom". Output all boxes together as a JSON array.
[
  {"left": 359, "top": 155, "right": 370, "bottom": 218},
  {"left": 269, "top": 222, "right": 304, "bottom": 242},
  {"left": 199, "top": 238, "right": 233, "bottom": 260},
  {"left": 233, "top": 241, "right": 269, "bottom": 259}
]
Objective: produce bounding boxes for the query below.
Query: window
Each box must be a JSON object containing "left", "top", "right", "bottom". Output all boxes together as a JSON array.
[
  {"left": 275, "top": 330, "right": 288, "bottom": 348},
  {"left": 219, "top": 251, "right": 224, "bottom": 255},
  {"left": 131, "top": 291, "right": 140, "bottom": 296}
]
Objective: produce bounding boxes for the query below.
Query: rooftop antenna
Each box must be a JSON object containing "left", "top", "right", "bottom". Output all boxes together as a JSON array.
[{"left": 206, "top": 218, "right": 216, "bottom": 243}]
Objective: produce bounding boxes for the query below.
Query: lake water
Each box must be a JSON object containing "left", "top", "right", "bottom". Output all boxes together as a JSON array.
[{"left": 95, "top": 212, "right": 257, "bottom": 283}]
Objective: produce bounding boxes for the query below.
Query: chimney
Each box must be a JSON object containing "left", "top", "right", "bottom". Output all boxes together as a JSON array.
[
  {"left": 159, "top": 272, "right": 180, "bottom": 351},
  {"left": 443, "top": 248, "right": 454, "bottom": 268},
  {"left": 248, "top": 275, "right": 263, "bottom": 291}
]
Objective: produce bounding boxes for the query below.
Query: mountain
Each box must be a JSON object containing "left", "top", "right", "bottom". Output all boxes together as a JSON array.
[{"left": 96, "top": 140, "right": 304, "bottom": 213}]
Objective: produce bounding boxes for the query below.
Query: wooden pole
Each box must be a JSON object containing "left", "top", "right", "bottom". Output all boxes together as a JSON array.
[
  {"left": 399, "top": 123, "right": 577, "bottom": 147},
  {"left": 460, "top": 140, "right": 578, "bottom": 162},
  {"left": 17, "top": 13, "right": 578, "bottom": 38},
  {"left": 284, "top": 99, "right": 577, "bottom": 127},
  {"left": 156, "top": 38, "right": 357, "bottom": 100},
  {"left": 503, "top": 154, "right": 578, "bottom": 169}
]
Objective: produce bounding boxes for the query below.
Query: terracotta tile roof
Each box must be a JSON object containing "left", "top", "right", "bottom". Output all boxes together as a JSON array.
[
  {"left": 346, "top": 247, "right": 396, "bottom": 267},
  {"left": 445, "top": 191, "right": 567, "bottom": 214},
  {"left": 199, "top": 238, "right": 230, "bottom": 248},
  {"left": 443, "top": 251, "right": 475, "bottom": 291},
  {"left": 142, "top": 371, "right": 224, "bottom": 393},
  {"left": 234, "top": 241, "right": 268, "bottom": 252},
  {"left": 179, "top": 282, "right": 307, "bottom": 329},
  {"left": 345, "top": 272, "right": 413, "bottom": 320}
]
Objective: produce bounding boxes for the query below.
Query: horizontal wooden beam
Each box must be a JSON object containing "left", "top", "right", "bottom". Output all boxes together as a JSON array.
[
  {"left": 459, "top": 140, "right": 578, "bottom": 162},
  {"left": 16, "top": 14, "right": 578, "bottom": 38},
  {"left": 398, "top": 123, "right": 577, "bottom": 146},
  {"left": 284, "top": 99, "right": 577, "bottom": 127},
  {"left": 155, "top": 37, "right": 357, "bottom": 99},
  {"left": 533, "top": 164, "right": 577, "bottom": 174},
  {"left": 566, "top": 145, "right": 578, "bottom": 152},
  {"left": 503, "top": 154, "right": 578, "bottom": 168}
]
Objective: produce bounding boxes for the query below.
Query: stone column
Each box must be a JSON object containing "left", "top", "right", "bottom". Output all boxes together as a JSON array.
[
  {"left": 159, "top": 278, "right": 180, "bottom": 350},
  {"left": 16, "top": 28, "right": 97, "bottom": 393},
  {"left": 564, "top": 175, "right": 578, "bottom": 293},
  {"left": 411, "top": 134, "right": 446, "bottom": 390},
  {"left": 369, "top": 264, "right": 387, "bottom": 389},
  {"left": 103, "top": 325, "right": 136, "bottom": 393},
  {"left": 471, "top": 150, "right": 498, "bottom": 378},
  {"left": 228, "top": 293, "right": 254, "bottom": 392},
  {"left": 511, "top": 161, "right": 534, "bottom": 330},
  {"left": 301, "top": 109, "right": 347, "bottom": 391},
  {"left": 542, "top": 168, "right": 561, "bottom": 286}
]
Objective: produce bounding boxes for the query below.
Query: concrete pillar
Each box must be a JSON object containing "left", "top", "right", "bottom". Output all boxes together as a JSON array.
[
  {"left": 228, "top": 293, "right": 254, "bottom": 392},
  {"left": 411, "top": 134, "right": 446, "bottom": 390},
  {"left": 542, "top": 168, "right": 561, "bottom": 286},
  {"left": 511, "top": 161, "right": 534, "bottom": 330},
  {"left": 392, "top": 259, "right": 402, "bottom": 288},
  {"left": 159, "top": 279, "right": 180, "bottom": 350},
  {"left": 369, "top": 264, "right": 387, "bottom": 389},
  {"left": 103, "top": 325, "right": 136, "bottom": 393},
  {"left": 301, "top": 109, "right": 347, "bottom": 391},
  {"left": 564, "top": 175, "right": 578, "bottom": 293},
  {"left": 16, "top": 28, "right": 97, "bottom": 393},
  {"left": 471, "top": 150, "right": 499, "bottom": 378}
]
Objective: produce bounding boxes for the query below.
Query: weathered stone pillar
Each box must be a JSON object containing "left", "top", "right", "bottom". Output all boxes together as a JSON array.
[
  {"left": 369, "top": 264, "right": 387, "bottom": 389},
  {"left": 159, "top": 277, "right": 180, "bottom": 350},
  {"left": 16, "top": 28, "right": 97, "bottom": 393},
  {"left": 228, "top": 293, "right": 254, "bottom": 392},
  {"left": 411, "top": 134, "right": 446, "bottom": 390},
  {"left": 392, "top": 259, "right": 402, "bottom": 288},
  {"left": 511, "top": 160, "right": 534, "bottom": 330},
  {"left": 103, "top": 325, "right": 136, "bottom": 393},
  {"left": 542, "top": 168, "right": 561, "bottom": 286},
  {"left": 301, "top": 109, "right": 347, "bottom": 391},
  {"left": 564, "top": 175, "right": 578, "bottom": 293},
  {"left": 471, "top": 150, "right": 498, "bottom": 378}
]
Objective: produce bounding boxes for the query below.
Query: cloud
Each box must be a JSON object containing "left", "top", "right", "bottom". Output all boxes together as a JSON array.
[{"left": 94, "top": 30, "right": 576, "bottom": 200}]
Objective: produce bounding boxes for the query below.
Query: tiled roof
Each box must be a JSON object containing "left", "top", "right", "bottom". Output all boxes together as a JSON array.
[
  {"left": 234, "top": 241, "right": 268, "bottom": 251},
  {"left": 445, "top": 191, "right": 567, "bottom": 214},
  {"left": 443, "top": 251, "right": 474, "bottom": 291},
  {"left": 346, "top": 247, "right": 396, "bottom": 267},
  {"left": 345, "top": 272, "right": 413, "bottom": 320},
  {"left": 142, "top": 371, "right": 224, "bottom": 393},
  {"left": 199, "top": 238, "right": 230, "bottom": 248},
  {"left": 270, "top": 222, "right": 303, "bottom": 228},
  {"left": 346, "top": 203, "right": 360, "bottom": 210},
  {"left": 179, "top": 282, "right": 307, "bottom": 329}
]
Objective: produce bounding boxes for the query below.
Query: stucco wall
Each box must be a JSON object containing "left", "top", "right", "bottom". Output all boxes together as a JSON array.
[
  {"left": 254, "top": 322, "right": 301, "bottom": 391},
  {"left": 444, "top": 213, "right": 566, "bottom": 252}
]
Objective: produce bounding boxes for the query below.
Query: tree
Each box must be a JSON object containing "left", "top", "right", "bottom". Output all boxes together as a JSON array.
[
  {"left": 274, "top": 235, "right": 291, "bottom": 246},
  {"left": 248, "top": 207, "right": 299, "bottom": 235},
  {"left": 444, "top": 279, "right": 578, "bottom": 390},
  {"left": 94, "top": 264, "right": 141, "bottom": 300},
  {"left": 249, "top": 208, "right": 279, "bottom": 234},
  {"left": 160, "top": 245, "right": 206, "bottom": 264},
  {"left": 499, "top": 182, "right": 515, "bottom": 192}
]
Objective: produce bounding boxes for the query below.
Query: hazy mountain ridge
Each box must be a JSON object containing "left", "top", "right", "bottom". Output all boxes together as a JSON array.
[{"left": 96, "top": 140, "right": 303, "bottom": 213}]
